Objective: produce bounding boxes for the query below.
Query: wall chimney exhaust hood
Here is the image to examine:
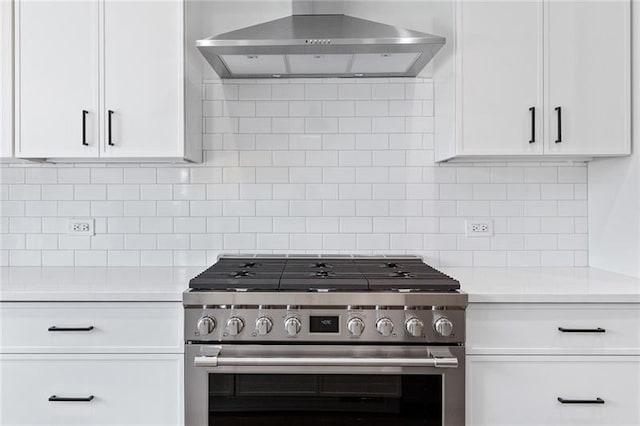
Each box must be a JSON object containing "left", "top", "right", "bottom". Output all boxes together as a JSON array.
[{"left": 196, "top": 0, "right": 445, "bottom": 79}]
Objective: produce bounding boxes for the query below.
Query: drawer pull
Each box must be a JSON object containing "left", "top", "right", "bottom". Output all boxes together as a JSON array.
[
  {"left": 558, "top": 327, "right": 606, "bottom": 333},
  {"left": 49, "top": 395, "right": 94, "bottom": 402},
  {"left": 558, "top": 397, "right": 605, "bottom": 405},
  {"left": 48, "top": 326, "right": 94, "bottom": 332}
]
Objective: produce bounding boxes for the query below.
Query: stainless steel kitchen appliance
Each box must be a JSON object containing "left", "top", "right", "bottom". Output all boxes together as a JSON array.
[
  {"left": 184, "top": 255, "right": 466, "bottom": 426},
  {"left": 196, "top": 0, "right": 445, "bottom": 79}
]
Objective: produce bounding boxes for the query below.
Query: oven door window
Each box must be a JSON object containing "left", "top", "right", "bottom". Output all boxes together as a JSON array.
[{"left": 208, "top": 374, "right": 442, "bottom": 426}]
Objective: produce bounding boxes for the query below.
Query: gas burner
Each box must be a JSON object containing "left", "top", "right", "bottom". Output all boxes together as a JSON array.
[
  {"left": 230, "top": 271, "right": 255, "bottom": 278},
  {"left": 241, "top": 262, "right": 258, "bottom": 268},
  {"left": 384, "top": 262, "right": 400, "bottom": 268},
  {"left": 314, "top": 271, "right": 335, "bottom": 278},
  {"left": 390, "top": 271, "right": 414, "bottom": 278},
  {"left": 312, "top": 262, "right": 333, "bottom": 268}
]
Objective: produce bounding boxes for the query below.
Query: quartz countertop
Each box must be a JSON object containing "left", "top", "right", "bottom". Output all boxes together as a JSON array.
[
  {"left": 443, "top": 267, "right": 640, "bottom": 303},
  {"left": 0, "top": 266, "right": 639, "bottom": 304},
  {"left": 0, "top": 267, "right": 202, "bottom": 302}
]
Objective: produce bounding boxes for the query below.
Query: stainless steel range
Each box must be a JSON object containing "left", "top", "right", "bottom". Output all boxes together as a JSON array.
[{"left": 184, "top": 255, "right": 466, "bottom": 426}]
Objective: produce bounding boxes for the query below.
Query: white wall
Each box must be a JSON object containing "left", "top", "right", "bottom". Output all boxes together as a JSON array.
[
  {"left": 0, "top": 1, "right": 590, "bottom": 268},
  {"left": 588, "top": 1, "right": 640, "bottom": 278}
]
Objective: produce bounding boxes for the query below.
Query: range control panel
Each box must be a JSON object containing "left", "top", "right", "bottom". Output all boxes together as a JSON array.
[{"left": 185, "top": 307, "right": 464, "bottom": 344}]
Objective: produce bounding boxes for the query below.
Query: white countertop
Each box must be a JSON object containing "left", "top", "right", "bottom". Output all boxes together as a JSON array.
[
  {"left": 0, "top": 266, "right": 639, "bottom": 303},
  {"left": 0, "top": 267, "right": 201, "bottom": 302},
  {"left": 443, "top": 267, "right": 640, "bottom": 303}
]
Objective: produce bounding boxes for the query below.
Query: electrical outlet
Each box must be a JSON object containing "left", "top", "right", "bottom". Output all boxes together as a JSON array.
[
  {"left": 465, "top": 220, "right": 493, "bottom": 237},
  {"left": 68, "top": 218, "right": 94, "bottom": 236}
]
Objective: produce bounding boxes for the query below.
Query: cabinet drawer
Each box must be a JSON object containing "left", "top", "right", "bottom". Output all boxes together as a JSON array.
[
  {"left": 467, "top": 356, "right": 640, "bottom": 426},
  {"left": 0, "top": 302, "right": 182, "bottom": 353},
  {"left": 467, "top": 304, "right": 640, "bottom": 355},
  {"left": 0, "top": 354, "right": 183, "bottom": 426}
]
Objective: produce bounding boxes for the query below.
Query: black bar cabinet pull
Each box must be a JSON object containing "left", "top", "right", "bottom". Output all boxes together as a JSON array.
[
  {"left": 48, "top": 326, "right": 94, "bottom": 332},
  {"left": 558, "top": 397, "right": 605, "bottom": 405},
  {"left": 108, "top": 110, "right": 115, "bottom": 146},
  {"left": 558, "top": 327, "right": 606, "bottom": 333},
  {"left": 49, "top": 395, "right": 94, "bottom": 402},
  {"left": 529, "top": 107, "right": 536, "bottom": 143},
  {"left": 555, "top": 106, "right": 562, "bottom": 143},
  {"left": 82, "top": 110, "right": 89, "bottom": 146}
]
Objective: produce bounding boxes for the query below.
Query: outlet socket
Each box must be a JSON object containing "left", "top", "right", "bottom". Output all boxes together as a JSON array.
[
  {"left": 465, "top": 220, "right": 493, "bottom": 237},
  {"left": 68, "top": 218, "right": 94, "bottom": 236}
]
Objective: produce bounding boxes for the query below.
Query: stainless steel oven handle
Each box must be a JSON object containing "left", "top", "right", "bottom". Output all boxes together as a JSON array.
[{"left": 194, "top": 355, "right": 458, "bottom": 369}]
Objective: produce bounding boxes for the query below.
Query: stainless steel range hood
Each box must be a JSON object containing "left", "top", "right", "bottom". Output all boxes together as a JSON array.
[{"left": 196, "top": 0, "right": 445, "bottom": 79}]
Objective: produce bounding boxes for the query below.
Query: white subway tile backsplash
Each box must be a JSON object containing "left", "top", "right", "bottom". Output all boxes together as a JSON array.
[
  {"left": 140, "top": 217, "right": 172, "bottom": 234},
  {"left": 272, "top": 84, "right": 304, "bottom": 100},
  {"left": 25, "top": 168, "right": 57, "bottom": 184},
  {"left": 9, "top": 185, "right": 41, "bottom": 200},
  {"left": 42, "top": 250, "right": 74, "bottom": 266},
  {"left": 174, "top": 217, "right": 206, "bottom": 233},
  {"left": 337, "top": 84, "right": 370, "bottom": 100},
  {"left": 238, "top": 84, "right": 271, "bottom": 100},
  {"left": 58, "top": 168, "right": 90, "bottom": 184},
  {"left": 1, "top": 78, "right": 588, "bottom": 266},
  {"left": 124, "top": 168, "right": 156, "bottom": 184},
  {"left": 91, "top": 168, "right": 124, "bottom": 184},
  {"left": 10, "top": 250, "right": 41, "bottom": 266},
  {"left": 9, "top": 217, "right": 42, "bottom": 233},
  {"left": 222, "top": 168, "right": 255, "bottom": 183}
]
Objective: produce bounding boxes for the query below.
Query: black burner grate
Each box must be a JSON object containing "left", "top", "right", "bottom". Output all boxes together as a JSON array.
[{"left": 189, "top": 257, "right": 459, "bottom": 292}]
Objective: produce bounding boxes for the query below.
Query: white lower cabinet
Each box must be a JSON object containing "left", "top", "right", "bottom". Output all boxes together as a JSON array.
[
  {"left": 466, "top": 303, "right": 640, "bottom": 426},
  {"left": 467, "top": 355, "right": 640, "bottom": 426},
  {"left": 0, "top": 302, "right": 184, "bottom": 426},
  {"left": 0, "top": 354, "right": 183, "bottom": 426}
]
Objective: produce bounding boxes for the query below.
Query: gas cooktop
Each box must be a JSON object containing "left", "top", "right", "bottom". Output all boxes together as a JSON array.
[{"left": 188, "top": 255, "right": 460, "bottom": 293}]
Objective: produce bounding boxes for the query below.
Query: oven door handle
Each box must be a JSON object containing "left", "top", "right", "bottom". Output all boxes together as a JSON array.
[{"left": 194, "top": 354, "right": 458, "bottom": 369}]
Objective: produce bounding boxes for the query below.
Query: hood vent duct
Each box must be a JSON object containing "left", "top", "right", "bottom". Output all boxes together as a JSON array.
[{"left": 197, "top": 0, "right": 445, "bottom": 79}]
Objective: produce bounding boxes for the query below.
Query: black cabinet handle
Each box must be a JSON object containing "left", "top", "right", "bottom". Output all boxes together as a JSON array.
[
  {"left": 108, "top": 110, "right": 115, "bottom": 146},
  {"left": 529, "top": 107, "right": 536, "bottom": 144},
  {"left": 82, "top": 110, "right": 89, "bottom": 146},
  {"left": 558, "top": 327, "right": 606, "bottom": 333},
  {"left": 555, "top": 106, "right": 562, "bottom": 143},
  {"left": 49, "top": 395, "right": 94, "bottom": 402},
  {"left": 48, "top": 326, "right": 94, "bottom": 332},
  {"left": 558, "top": 397, "right": 604, "bottom": 405}
]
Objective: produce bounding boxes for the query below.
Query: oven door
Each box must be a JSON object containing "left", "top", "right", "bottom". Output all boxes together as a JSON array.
[{"left": 185, "top": 344, "right": 464, "bottom": 426}]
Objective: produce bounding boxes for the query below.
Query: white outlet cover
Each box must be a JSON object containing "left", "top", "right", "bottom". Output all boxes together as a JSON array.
[
  {"left": 465, "top": 220, "right": 493, "bottom": 237},
  {"left": 68, "top": 218, "right": 94, "bottom": 236}
]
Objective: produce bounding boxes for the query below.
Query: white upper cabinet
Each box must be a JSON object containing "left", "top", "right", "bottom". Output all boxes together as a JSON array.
[
  {"left": 433, "top": 0, "right": 631, "bottom": 162},
  {"left": 15, "top": 0, "right": 202, "bottom": 162},
  {"left": 102, "top": 0, "right": 184, "bottom": 159},
  {"left": 1, "top": 0, "right": 15, "bottom": 159},
  {"left": 16, "top": 0, "right": 100, "bottom": 158},
  {"left": 458, "top": 1, "right": 543, "bottom": 157},
  {"left": 545, "top": 1, "right": 631, "bottom": 156}
]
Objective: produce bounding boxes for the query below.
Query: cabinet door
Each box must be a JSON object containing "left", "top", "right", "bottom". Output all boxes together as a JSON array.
[
  {"left": 545, "top": 1, "right": 631, "bottom": 156},
  {"left": 467, "top": 356, "right": 640, "bottom": 426},
  {"left": 102, "top": 0, "right": 184, "bottom": 159},
  {"left": 459, "top": 1, "right": 543, "bottom": 156},
  {"left": 16, "top": 0, "right": 99, "bottom": 158},
  {"left": 0, "top": 354, "right": 183, "bottom": 426},
  {"left": 1, "top": 0, "right": 14, "bottom": 158}
]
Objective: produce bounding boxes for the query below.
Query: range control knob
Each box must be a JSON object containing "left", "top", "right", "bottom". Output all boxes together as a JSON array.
[
  {"left": 434, "top": 317, "right": 454, "bottom": 337},
  {"left": 376, "top": 318, "right": 394, "bottom": 337},
  {"left": 255, "top": 317, "right": 273, "bottom": 336},
  {"left": 347, "top": 317, "right": 365, "bottom": 337},
  {"left": 226, "top": 317, "right": 244, "bottom": 336},
  {"left": 406, "top": 317, "right": 425, "bottom": 337},
  {"left": 284, "top": 317, "right": 301, "bottom": 337},
  {"left": 196, "top": 316, "right": 216, "bottom": 336}
]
